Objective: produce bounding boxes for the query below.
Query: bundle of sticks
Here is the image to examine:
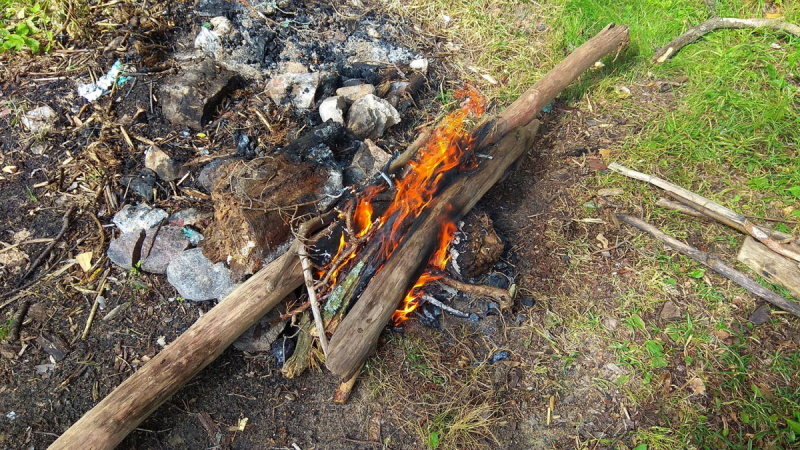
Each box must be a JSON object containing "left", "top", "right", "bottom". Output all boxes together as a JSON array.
[{"left": 48, "top": 24, "right": 630, "bottom": 450}]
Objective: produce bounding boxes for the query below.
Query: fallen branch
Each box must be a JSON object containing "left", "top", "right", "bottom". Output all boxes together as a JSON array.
[
  {"left": 81, "top": 269, "right": 109, "bottom": 341},
  {"left": 609, "top": 162, "right": 800, "bottom": 262},
  {"left": 439, "top": 276, "right": 512, "bottom": 310},
  {"left": 617, "top": 213, "right": 800, "bottom": 318},
  {"left": 423, "top": 295, "right": 470, "bottom": 318},
  {"left": 6, "top": 300, "right": 30, "bottom": 344},
  {"left": 654, "top": 16, "right": 800, "bottom": 63},
  {"left": 655, "top": 197, "right": 705, "bottom": 218},
  {"left": 298, "top": 236, "right": 329, "bottom": 357}
]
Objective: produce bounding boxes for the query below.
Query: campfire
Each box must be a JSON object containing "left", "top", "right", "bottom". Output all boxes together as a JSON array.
[{"left": 47, "top": 20, "right": 631, "bottom": 449}]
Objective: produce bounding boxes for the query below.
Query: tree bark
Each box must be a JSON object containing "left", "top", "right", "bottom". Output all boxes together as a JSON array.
[
  {"left": 738, "top": 237, "right": 800, "bottom": 301},
  {"left": 326, "top": 120, "right": 540, "bottom": 379},
  {"left": 47, "top": 251, "right": 304, "bottom": 450}
]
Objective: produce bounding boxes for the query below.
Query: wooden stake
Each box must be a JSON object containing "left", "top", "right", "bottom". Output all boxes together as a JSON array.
[
  {"left": 617, "top": 214, "right": 800, "bottom": 318},
  {"left": 334, "top": 364, "right": 363, "bottom": 404}
]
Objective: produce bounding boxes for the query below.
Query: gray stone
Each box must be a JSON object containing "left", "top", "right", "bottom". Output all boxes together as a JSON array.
[
  {"left": 749, "top": 304, "right": 772, "bottom": 326},
  {"left": 20, "top": 106, "right": 57, "bottom": 134},
  {"left": 166, "top": 249, "right": 236, "bottom": 301},
  {"left": 345, "top": 139, "right": 391, "bottom": 184},
  {"left": 233, "top": 312, "right": 288, "bottom": 353},
  {"left": 209, "top": 16, "right": 233, "bottom": 37},
  {"left": 194, "top": 27, "right": 221, "bottom": 55},
  {"left": 660, "top": 300, "right": 682, "bottom": 321},
  {"left": 336, "top": 84, "right": 375, "bottom": 103},
  {"left": 120, "top": 173, "right": 156, "bottom": 202},
  {"left": 167, "top": 208, "right": 208, "bottom": 227},
  {"left": 107, "top": 226, "right": 190, "bottom": 274},
  {"left": 265, "top": 68, "right": 321, "bottom": 109},
  {"left": 346, "top": 94, "right": 400, "bottom": 139},
  {"left": 162, "top": 60, "right": 239, "bottom": 130},
  {"left": 144, "top": 146, "right": 183, "bottom": 181},
  {"left": 520, "top": 297, "right": 535, "bottom": 307},
  {"left": 197, "top": 158, "right": 237, "bottom": 192},
  {"left": 318, "top": 96, "right": 347, "bottom": 124},
  {"left": 410, "top": 58, "right": 429, "bottom": 72},
  {"left": 113, "top": 204, "right": 168, "bottom": 233}
]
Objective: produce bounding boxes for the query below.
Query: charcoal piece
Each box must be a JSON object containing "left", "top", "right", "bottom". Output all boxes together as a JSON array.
[
  {"left": 161, "top": 60, "right": 242, "bottom": 130},
  {"left": 279, "top": 122, "right": 344, "bottom": 158},
  {"left": 337, "top": 63, "right": 380, "bottom": 86},
  {"left": 416, "top": 303, "right": 442, "bottom": 329},
  {"left": 315, "top": 74, "right": 341, "bottom": 102},
  {"left": 492, "top": 351, "right": 509, "bottom": 363},
  {"left": 485, "top": 273, "right": 510, "bottom": 290},
  {"left": 520, "top": 297, "right": 536, "bottom": 307},
  {"left": 468, "top": 313, "right": 480, "bottom": 323},
  {"left": 120, "top": 169, "right": 157, "bottom": 202},
  {"left": 36, "top": 333, "right": 70, "bottom": 361},
  {"left": 271, "top": 334, "right": 297, "bottom": 367},
  {"left": 235, "top": 132, "right": 255, "bottom": 159}
]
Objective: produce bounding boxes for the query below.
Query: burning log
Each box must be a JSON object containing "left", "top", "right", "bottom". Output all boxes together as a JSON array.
[{"left": 325, "top": 23, "right": 630, "bottom": 379}]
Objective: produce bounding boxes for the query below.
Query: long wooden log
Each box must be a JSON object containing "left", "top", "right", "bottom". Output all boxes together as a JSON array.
[
  {"left": 326, "top": 121, "right": 539, "bottom": 379},
  {"left": 47, "top": 251, "right": 304, "bottom": 450},
  {"left": 738, "top": 237, "right": 800, "bottom": 301},
  {"left": 472, "top": 23, "right": 630, "bottom": 150}
]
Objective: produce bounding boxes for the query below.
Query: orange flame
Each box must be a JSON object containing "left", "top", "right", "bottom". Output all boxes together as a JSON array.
[{"left": 321, "top": 86, "right": 484, "bottom": 325}]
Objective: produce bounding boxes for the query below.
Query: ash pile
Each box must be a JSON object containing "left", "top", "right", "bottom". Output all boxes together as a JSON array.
[{"left": 85, "top": 0, "right": 512, "bottom": 372}]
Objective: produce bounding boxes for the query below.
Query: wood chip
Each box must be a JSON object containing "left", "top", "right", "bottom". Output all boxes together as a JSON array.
[{"left": 76, "top": 251, "right": 93, "bottom": 272}]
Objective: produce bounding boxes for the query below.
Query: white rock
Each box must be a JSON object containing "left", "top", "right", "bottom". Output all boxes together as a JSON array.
[
  {"left": 20, "top": 106, "right": 56, "bottom": 134},
  {"left": 366, "top": 27, "right": 381, "bottom": 39},
  {"left": 194, "top": 27, "right": 221, "bottom": 55},
  {"left": 319, "top": 96, "right": 347, "bottom": 124},
  {"left": 112, "top": 204, "right": 168, "bottom": 234},
  {"left": 166, "top": 248, "right": 236, "bottom": 301},
  {"left": 209, "top": 16, "right": 233, "bottom": 37},
  {"left": 410, "top": 58, "right": 428, "bottom": 73},
  {"left": 336, "top": 84, "right": 375, "bottom": 103},
  {"left": 144, "top": 146, "right": 183, "bottom": 181},
  {"left": 291, "top": 72, "right": 322, "bottom": 109},
  {"left": 346, "top": 94, "right": 401, "bottom": 139}
]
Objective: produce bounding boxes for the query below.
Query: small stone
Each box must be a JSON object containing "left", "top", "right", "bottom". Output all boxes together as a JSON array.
[
  {"left": 120, "top": 171, "right": 156, "bottom": 202},
  {"left": 168, "top": 209, "right": 207, "bottom": 227},
  {"left": 194, "top": 27, "right": 221, "bottom": 55},
  {"left": 520, "top": 297, "right": 535, "bottom": 307},
  {"left": 113, "top": 204, "right": 168, "bottom": 234},
  {"left": 366, "top": 27, "right": 381, "bottom": 39},
  {"left": 318, "top": 96, "right": 347, "bottom": 124},
  {"left": 660, "top": 300, "right": 682, "bottom": 321},
  {"left": 409, "top": 58, "right": 428, "bottom": 72},
  {"left": 233, "top": 312, "right": 288, "bottom": 353},
  {"left": 492, "top": 351, "right": 509, "bottom": 363},
  {"left": 162, "top": 60, "right": 239, "bottom": 130},
  {"left": 290, "top": 72, "right": 321, "bottom": 109},
  {"left": 748, "top": 304, "right": 771, "bottom": 326},
  {"left": 145, "top": 146, "right": 183, "bottom": 181},
  {"left": 346, "top": 94, "right": 400, "bottom": 139},
  {"left": 197, "top": 158, "right": 238, "bottom": 192},
  {"left": 166, "top": 248, "right": 236, "bottom": 301},
  {"left": 336, "top": 84, "right": 375, "bottom": 103},
  {"left": 107, "top": 226, "right": 191, "bottom": 274},
  {"left": 271, "top": 335, "right": 296, "bottom": 367},
  {"left": 468, "top": 313, "right": 480, "bottom": 323},
  {"left": 209, "top": 16, "right": 233, "bottom": 37},
  {"left": 603, "top": 317, "right": 618, "bottom": 331},
  {"left": 20, "top": 106, "right": 57, "bottom": 134},
  {"left": 345, "top": 139, "right": 392, "bottom": 184}
]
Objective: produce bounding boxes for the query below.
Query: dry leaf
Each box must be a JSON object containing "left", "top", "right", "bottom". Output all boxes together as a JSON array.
[
  {"left": 766, "top": 12, "right": 782, "bottom": 19},
  {"left": 238, "top": 417, "right": 248, "bottom": 431},
  {"left": 688, "top": 377, "right": 705, "bottom": 395},
  {"left": 481, "top": 73, "right": 498, "bottom": 85},
  {"left": 76, "top": 251, "right": 93, "bottom": 272},
  {"left": 597, "top": 233, "right": 609, "bottom": 249},
  {"left": 598, "top": 188, "right": 624, "bottom": 197},
  {"left": 599, "top": 148, "right": 613, "bottom": 159}
]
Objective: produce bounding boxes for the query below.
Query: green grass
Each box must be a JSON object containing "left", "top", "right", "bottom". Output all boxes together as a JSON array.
[{"left": 1, "top": 0, "right": 82, "bottom": 53}]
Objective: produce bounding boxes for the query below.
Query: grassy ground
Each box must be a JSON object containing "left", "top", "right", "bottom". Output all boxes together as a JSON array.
[{"left": 384, "top": 0, "right": 800, "bottom": 449}]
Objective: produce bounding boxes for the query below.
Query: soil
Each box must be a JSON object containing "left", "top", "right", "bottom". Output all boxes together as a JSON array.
[{"left": 0, "top": 1, "right": 716, "bottom": 449}]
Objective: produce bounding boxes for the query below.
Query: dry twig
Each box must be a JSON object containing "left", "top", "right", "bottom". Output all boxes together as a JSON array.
[
  {"left": 439, "top": 276, "right": 512, "bottom": 309},
  {"left": 20, "top": 206, "right": 77, "bottom": 282},
  {"left": 617, "top": 214, "right": 800, "bottom": 318}
]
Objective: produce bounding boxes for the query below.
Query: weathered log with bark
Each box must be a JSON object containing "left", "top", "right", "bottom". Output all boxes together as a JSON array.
[{"left": 47, "top": 251, "right": 304, "bottom": 450}]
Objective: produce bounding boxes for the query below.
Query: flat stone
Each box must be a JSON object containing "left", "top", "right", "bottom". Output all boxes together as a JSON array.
[
  {"left": 107, "top": 226, "right": 190, "bottom": 274},
  {"left": 265, "top": 68, "right": 321, "bottom": 109},
  {"left": 167, "top": 208, "right": 208, "bottom": 227},
  {"left": 144, "top": 146, "right": 183, "bottom": 181},
  {"left": 346, "top": 94, "right": 400, "bottom": 139},
  {"left": 660, "top": 300, "right": 682, "bottom": 321},
  {"left": 166, "top": 248, "right": 236, "bottom": 301},
  {"left": 233, "top": 309, "right": 289, "bottom": 353},
  {"left": 113, "top": 204, "right": 168, "bottom": 233},
  {"left": 318, "top": 96, "right": 347, "bottom": 124},
  {"left": 749, "top": 304, "right": 772, "bottom": 326},
  {"left": 20, "top": 106, "right": 57, "bottom": 134},
  {"left": 345, "top": 139, "right": 391, "bottom": 184},
  {"left": 336, "top": 84, "right": 375, "bottom": 103},
  {"left": 162, "top": 60, "right": 239, "bottom": 130}
]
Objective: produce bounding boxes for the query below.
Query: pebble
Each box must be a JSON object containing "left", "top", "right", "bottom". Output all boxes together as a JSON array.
[
  {"left": 271, "top": 335, "right": 296, "bottom": 366},
  {"left": 166, "top": 248, "right": 236, "bottom": 301},
  {"left": 346, "top": 94, "right": 401, "bottom": 139},
  {"left": 409, "top": 58, "right": 428, "bottom": 72},
  {"left": 167, "top": 208, "right": 205, "bottom": 227},
  {"left": 660, "top": 300, "right": 682, "bottom": 321},
  {"left": 209, "top": 16, "right": 233, "bottom": 37},
  {"left": 336, "top": 84, "right": 376, "bottom": 103},
  {"left": 145, "top": 146, "right": 183, "bottom": 181},
  {"left": 520, "top": 297, "right": 536, "bottom": 307},
  {"left": 748, "top": 304, "right": 771, "bottom": 326},
  {"left": 113, "top": 204, "right": 168, "bottom": 234},
  {"left": 319, "top": 96, "right": 347, "bottom": 124},
  {"left": 492, "top": 351, "right": 509, "bottom": 363}
]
